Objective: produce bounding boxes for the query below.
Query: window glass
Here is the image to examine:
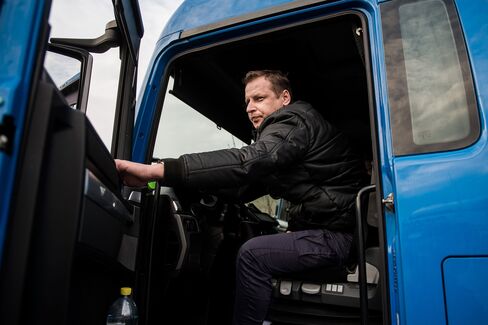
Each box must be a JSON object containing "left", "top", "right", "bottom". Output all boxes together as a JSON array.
[
  {"left": 399, "top": 1, "right": 469, "bottom": 145},
  {"left": 381, "top": 0, "right": 479, "bottom": 155},
  {"left": 250, "top": 195, "right": 279, "bottom": 217},
  {"left": 153, "top": 77, "right": 247, "bottom": 159}
]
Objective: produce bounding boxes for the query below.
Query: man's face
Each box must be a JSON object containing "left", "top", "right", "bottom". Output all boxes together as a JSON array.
[{"left": 244, "top": 76, "right": 291, "bottom": 129}]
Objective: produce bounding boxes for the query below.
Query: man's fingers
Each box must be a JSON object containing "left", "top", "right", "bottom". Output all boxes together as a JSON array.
[{"left": 114, "top": 159, "right": 128, "bottom": 172}]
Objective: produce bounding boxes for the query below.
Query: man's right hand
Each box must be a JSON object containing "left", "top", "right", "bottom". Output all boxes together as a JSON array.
[{"left": 115, "top": 159, "right": 165, "bottom": 187}]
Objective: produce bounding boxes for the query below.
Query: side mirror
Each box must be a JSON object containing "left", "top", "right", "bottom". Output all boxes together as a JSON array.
[{"left": 45, "top": 44, "right": 93, "bottom": 112}]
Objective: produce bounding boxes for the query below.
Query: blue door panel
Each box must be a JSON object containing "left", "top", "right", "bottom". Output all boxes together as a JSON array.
[
  {"left": 0, "top": 0, "right": 47, "bottom": 262},
  {"left": 388, "top": 0, "right": 488, "bottom": 323},
  {"left": 393, "top": 146, "right": 488, "bottom": 324}
]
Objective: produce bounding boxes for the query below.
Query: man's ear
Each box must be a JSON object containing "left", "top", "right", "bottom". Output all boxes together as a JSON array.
[{"left": 282, "top": 89, "right": 291, "bottom": 106}]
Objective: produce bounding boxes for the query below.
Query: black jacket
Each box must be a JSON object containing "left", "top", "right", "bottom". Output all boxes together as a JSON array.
[{"left": 163, "top": 101, "right": 368, "bottom": 231}]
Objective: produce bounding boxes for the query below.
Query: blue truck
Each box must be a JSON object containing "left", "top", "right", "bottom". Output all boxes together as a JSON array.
[{"left": 1, "top": 0, "right": 487, "bottom": 324}]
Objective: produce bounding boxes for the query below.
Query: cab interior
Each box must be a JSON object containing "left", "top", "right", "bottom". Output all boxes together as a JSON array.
[{"left": 138, "top": 12, "right": 383, "bottom": 325}]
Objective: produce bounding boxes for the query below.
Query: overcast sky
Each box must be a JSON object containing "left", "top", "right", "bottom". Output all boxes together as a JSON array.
[{"left": 48, "top": 0, "right": 183, "bottom": 147}]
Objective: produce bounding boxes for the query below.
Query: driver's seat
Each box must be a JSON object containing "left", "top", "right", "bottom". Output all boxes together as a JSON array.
[{"left": 267, "top": 184, "right": 382, "bottom": 325}]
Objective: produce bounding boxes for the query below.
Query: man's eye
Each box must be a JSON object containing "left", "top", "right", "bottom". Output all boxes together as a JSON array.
[{"left": 257, "top": 97, "right": 264, "bottom": 101}]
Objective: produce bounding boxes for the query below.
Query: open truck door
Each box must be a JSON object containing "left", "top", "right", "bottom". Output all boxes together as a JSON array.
[{"left": 0, "top": 0, "right": 144, "bottom": 323}]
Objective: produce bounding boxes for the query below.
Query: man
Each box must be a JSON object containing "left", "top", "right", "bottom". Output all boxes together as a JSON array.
[{"left": 116, "top": 70, "right": 367, "bottom": 325}]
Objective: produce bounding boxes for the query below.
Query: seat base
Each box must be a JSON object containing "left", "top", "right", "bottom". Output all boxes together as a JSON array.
[{"left": 268, "top": 299, "right": 383, "bottom": 325}]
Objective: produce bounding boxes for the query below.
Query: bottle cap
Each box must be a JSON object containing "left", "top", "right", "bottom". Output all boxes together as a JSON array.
[{"left": 120, "top": 287, "right": 132, "bottom": 296}]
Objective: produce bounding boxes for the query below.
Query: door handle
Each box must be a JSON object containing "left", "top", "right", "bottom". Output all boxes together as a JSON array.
[{"left": 382, "top": 193, "right": 395, "bottom": 212}]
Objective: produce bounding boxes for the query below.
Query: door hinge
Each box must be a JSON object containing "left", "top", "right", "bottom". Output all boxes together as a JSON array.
[
  {"left": 382, "top": 192, "right": 395, "bottom": 212},
  {"left": 0, "top": 115, "right": 15, "bottom": 154}
]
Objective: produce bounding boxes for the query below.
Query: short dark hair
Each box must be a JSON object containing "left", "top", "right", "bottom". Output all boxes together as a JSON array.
[{"left": 243, "top": 70, "right": 292, "bottom": 99}]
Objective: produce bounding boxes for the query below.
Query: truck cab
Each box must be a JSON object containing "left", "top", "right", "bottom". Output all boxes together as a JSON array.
[{"left": 1, "top": 0, "right": 487, "bottom": 324}]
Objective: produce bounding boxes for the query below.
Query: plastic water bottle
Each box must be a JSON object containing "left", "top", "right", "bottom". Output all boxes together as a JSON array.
[{"left": 106, "top": 287, "right": 138, "bottom": 325}]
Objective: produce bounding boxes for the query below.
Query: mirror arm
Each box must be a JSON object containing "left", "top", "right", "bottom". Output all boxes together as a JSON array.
[{"left": 50, "top": 20, "right": 120, "bottom": 54}]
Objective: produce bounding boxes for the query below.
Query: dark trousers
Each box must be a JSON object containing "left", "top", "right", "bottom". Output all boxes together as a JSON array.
[{"left": 232, "top": 229, "right": 353, "bottom": 325}]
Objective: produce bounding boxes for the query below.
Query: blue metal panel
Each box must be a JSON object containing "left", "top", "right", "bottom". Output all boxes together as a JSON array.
[
  {"left": 161, "top": 0, "right": 297, "bottom": 38},
  {"left": 443, "top": 257, "right": 488, "bottom": 324},
  {"left": 385, "top": 0, "right": 488, "bottom": 323},
  {"left": 0, "top": 0, "right": 47, "bottom": 263},
  {"left": 392, "top": 146, "right": 488, "bottom": 323}
]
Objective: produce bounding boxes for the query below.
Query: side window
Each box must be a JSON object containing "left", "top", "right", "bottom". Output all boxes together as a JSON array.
[
  {"left": 381, "top": 0, "right": 479, "bottom": 155},
  {"left": 153, "top": 76, "right": 247, "bottom": 158}
]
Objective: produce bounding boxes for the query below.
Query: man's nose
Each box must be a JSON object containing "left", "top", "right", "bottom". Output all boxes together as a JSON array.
[{"left": 246, "top": 101, "right": 255, "bottom": 113}]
